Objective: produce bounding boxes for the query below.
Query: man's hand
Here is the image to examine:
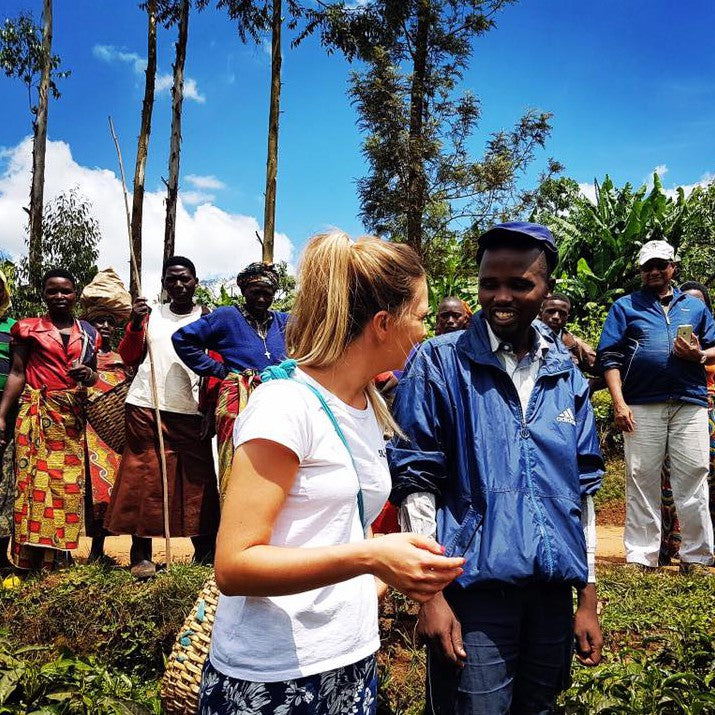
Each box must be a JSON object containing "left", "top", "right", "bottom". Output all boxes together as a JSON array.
[
  {"left": 417, "top": 591, "right": 467, "bottom": 667},
  {"left": 613, "top": 401, "right": 636, "bottom": 433},
  {"left": 574, "top": 584, "right": 603, "bottom": 666},
  {"left": 674, "top": 333, "right": 702, "bottom": 363},
  {"left": 130, "top": 297, "right": 151, "bottom": 330}
]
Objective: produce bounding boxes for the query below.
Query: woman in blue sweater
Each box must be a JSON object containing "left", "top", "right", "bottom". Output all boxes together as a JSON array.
[{"left": 172, "top": 262, "right": 289, "bottom": 492}]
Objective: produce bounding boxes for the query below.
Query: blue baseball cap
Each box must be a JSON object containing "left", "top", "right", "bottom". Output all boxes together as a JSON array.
[{"left": 476, "top": 221, "right": 559, "bottom": 272}]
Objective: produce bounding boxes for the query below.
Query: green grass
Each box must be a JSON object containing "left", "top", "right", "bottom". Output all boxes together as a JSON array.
[
  {"left": 0, "top": 558, "right": 712, "bottom": 714},
  {"left": 594, "top": 457, "right": 626, "bottom": 512}
]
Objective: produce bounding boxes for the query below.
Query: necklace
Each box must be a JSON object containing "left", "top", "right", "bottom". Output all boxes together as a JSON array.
[{"left": 239, "top": 306, "right": 272, "bottom": 359}]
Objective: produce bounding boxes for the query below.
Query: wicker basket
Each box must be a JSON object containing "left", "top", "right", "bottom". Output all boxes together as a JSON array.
[
  {"left": 84, "top": 380, "right": 129, "bottom": 454},
  {"left": 161, "top": 577, "right": 220, "bottom": 715}
]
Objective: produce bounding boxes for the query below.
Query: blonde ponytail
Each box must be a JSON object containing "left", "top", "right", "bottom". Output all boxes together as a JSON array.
[{"left": 286, "top": 230, "right": 425, "bottom": 434}]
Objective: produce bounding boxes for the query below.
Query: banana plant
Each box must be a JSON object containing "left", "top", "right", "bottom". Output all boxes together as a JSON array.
[{"left": 536, "top": 172, "right": 696, "bottom": 317}]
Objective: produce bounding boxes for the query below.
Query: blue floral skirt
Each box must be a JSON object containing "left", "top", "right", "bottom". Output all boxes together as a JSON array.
[{"left": 198, "top": 654, "right": 378, "bottom": 715}]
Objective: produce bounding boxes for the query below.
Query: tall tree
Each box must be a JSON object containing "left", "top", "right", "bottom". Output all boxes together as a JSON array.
[
  {"left": 13, "top": 188, "right": 101, "bottom": 317},
  {"left": 216, "top": 0, "right": 307, "bottom": 261},
  {"left": 29, "top": 0, "right": 53, "bottom": 291},
  {"left": 162, "top": 0, "right": 190, "bottom": 264},
  {"left": 301, "top": 1, "right": 558, "bottom": 267},
  {"left": 262, "top": 0, "right": 282, "bottom": 262},
  {"left": 130, "top": 0, "right": 158, "bottom": 299},
  {"left": 0, "top": 5, "right": 69, "bottom": 291}
]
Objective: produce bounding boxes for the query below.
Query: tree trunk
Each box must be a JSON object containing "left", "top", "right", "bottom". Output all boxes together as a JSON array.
[
  {"left": 164, "top": 0, "right": 189, "bottom": 265},
  {"left": 262, "top": 0, "right": 282, "bottom": 263},
  {"left": 130, "top": 0, "right": 157, "bottom": 299},
  {"left": 406, "top": 0, "right": 430, "bottom": 258},
  {"left": 28, "top": 0, "right": 53, "bottom": 291}
]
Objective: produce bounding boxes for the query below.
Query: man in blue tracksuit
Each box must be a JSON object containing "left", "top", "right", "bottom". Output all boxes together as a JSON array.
[
  {"left": 598, "top": 240, "right": 715, "bottom": 572},
  {"left": 389, "top": 223, "right": 604, "bottom": 714}
]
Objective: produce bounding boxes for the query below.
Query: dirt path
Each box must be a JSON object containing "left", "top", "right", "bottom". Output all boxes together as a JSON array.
[{"left": 77, "top": 526, "right": 627, "bottom": 566}]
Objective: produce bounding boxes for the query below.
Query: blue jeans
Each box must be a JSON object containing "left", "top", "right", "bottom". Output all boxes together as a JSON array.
[{"left": 425, "top": 584, "right": 573, "bottom": 715}]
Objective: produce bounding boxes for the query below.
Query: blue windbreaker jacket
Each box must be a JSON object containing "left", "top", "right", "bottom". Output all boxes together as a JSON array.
[
  {"left": 388, "top": 313, "right": 604, "bottom": 588},
  {"left": 597, "top": 288, "right": 715, "bottom": 407}
]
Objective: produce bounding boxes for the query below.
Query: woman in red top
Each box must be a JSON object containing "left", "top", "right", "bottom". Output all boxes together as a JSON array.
[{"left": 0, "top": 269, "right": 100, "bottom": 571}]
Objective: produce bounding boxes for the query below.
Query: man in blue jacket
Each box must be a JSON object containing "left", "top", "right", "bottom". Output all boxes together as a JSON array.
[
  {"left": 598, "top": 240, "right": 715, "bottom": 573},
  {"left": 389, "top": 222, "right": 604, "bottom": 714}
]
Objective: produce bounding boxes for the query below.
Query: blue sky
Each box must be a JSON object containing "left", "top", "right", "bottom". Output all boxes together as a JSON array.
[{"left": 1, "top": 0, "right": 714, "bottom": 288}]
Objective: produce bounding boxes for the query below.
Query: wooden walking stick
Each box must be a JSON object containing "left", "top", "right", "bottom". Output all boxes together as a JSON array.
[{"left": 108, "top": 116, "right": 172, "bottom": 568}]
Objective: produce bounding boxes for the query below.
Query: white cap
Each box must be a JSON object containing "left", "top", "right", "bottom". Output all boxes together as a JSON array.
[{"left": 638, "top": 240, "right": 675, "bottom": 266}]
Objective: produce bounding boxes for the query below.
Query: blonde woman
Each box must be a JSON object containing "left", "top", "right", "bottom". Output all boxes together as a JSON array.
[{"left": 200, "top": 233, "right": 464, "bottom": 715}]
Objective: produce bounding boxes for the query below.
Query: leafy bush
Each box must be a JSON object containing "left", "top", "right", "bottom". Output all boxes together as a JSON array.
[
  {"left": 0, "top": 563, "right": 210, "bottom": 681},
  {"left": 0, "top": 638, "right": 161, "bottom": 714},
  {"left": 558, "top": 568, "right": 715, "bottom": 713}
]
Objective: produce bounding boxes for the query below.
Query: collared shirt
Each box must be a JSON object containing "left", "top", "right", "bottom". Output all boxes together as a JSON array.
[
  {"left": 11, "top": 317, "right": 100, "bottom": 390},
  {"left": 485, "top": 322, "right": 550, "bottom": 414}
]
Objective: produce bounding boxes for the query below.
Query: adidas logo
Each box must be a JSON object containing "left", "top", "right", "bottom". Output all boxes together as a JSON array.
[{"left": 557, "top": 408, "right": 576, "bottom": 426}]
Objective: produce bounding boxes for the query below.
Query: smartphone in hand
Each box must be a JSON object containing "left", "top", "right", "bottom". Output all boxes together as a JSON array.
[{"left": 676, "top": 324, "right": 693, "bottom": 343}]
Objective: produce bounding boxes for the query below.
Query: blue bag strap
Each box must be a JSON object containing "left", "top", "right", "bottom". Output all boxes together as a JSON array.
[{"left": 261, "top": 359, "right": 367, "bottom": 532}]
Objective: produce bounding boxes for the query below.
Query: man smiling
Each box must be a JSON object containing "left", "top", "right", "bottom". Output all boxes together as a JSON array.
[
  {"left": 598, "top": 240, "right": 715, "bottom": 573},
  {"left": 389, "top": 222, "right": 604, "bottom": 714}
]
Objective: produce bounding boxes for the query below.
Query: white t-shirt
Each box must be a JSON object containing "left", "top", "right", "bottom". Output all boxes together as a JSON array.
[
  {"left": 209, "top": 369, "right": 391, "bottom": 681},
  {"left": 126, "top": 304, "right": 203, "bottom": 415}
]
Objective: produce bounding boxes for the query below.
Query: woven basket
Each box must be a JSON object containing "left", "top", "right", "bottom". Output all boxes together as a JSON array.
[
  {"left": 84, "top": 380, "right": 129, "bottom": 454},
  {"left": 161, "top": 577, "right": 220, "bottom": 715}
]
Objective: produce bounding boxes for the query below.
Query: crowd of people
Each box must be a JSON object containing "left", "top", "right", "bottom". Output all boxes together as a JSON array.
[{"left": 0, "top": 223, "right": 713, "bottom": 714}]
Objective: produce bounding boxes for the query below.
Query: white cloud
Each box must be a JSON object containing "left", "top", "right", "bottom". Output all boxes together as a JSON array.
[
  {"left": 578, "top": 171, "right": 714, "bottom": 205},
  {"left": 182, "top": 78, "right": 205, "bottom": 104},
  {"left": 93, "top": 44, "right": 205, "bottom": 104},
  {"left": 181, "top": 190, "right": 215, "bottom": 205},
  {"left": 663, "top": 173, "right": 714, "bottom": 200},
  {"left": 577, "top": 181, "right": 597, "bottom": 204},
  {"left": 0, "top": 137, "right": 293, "bottom": 295},
  {"left": 186, "top": 174, "right": 226, "bottom": 190}
]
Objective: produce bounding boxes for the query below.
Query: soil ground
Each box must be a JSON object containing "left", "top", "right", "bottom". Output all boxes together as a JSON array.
[{"left": 76, "top": 524, "right": 629, "bottom": 566}]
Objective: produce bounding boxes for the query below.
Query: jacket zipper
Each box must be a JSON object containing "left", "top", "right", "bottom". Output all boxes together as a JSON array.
[{"left": 502, "top": 366, "right": 556, "bottom": 578}]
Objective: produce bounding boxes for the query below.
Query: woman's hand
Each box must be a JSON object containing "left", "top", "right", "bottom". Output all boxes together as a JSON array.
[
  {"left": 365, "top": 532, "right": 464, "bottom": 603},
  {"left": 130, "top": 297, "right": 151, "bottom": 329},
  {"left": 67, "top": 363, "right": 95, "bottom": 385},
  {"left": 674, "top": 332, "right": 702, "bottom": 362}
]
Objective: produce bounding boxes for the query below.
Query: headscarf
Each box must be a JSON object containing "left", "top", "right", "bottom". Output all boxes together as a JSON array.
[
  {"left": 79, "top": 268, "right": 132, "bottom": 323},
  {"left": 236, "top": 262, "right": 279, "bottom": 291},
  {"left": 0, "top": 270, "right": 10, "bottom": 317}
]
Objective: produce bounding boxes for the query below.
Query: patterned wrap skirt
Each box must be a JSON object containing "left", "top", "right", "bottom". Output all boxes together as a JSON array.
[
  {"left": 84, "top": 361, "right": 128, "bottom": 535},
  {"left": 198, "top": 654, "right": 378, "bottom": 715},
  {"left": 215, "top": 370, "right": 260, "bottom": 500},
  {"left": 12, "top": 386, "right": 85, "bottom": 568},
  {"left": 105, "top": 404, "right": 219, "bottom": 538}
]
